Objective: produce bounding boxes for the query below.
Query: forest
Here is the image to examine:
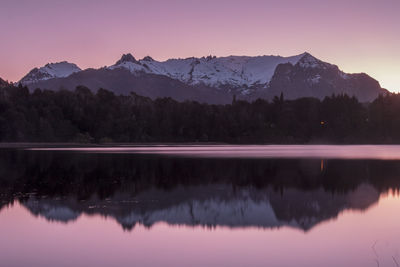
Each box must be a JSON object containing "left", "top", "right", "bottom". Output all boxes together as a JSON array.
[{"left": 0, "top": 83, "right": 399, "bottom": 143}]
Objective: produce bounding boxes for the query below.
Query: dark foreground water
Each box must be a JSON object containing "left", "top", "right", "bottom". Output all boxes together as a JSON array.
[{"left": 1, "top": 145, "right": 400, "bottom": 267}]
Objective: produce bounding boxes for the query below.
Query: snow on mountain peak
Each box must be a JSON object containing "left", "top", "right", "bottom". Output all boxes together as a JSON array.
[
  {"left": 20, "top": 61, "right": 81, "bottom": 84},
  {"left": 297, "top": 52, "right": 321, "bottom": 68},
  {"left": 109, "top": 53, "right": 307, "bottom": 88},
  {"left": 296, "top": 52, "right": 334, "bottom": 70}
]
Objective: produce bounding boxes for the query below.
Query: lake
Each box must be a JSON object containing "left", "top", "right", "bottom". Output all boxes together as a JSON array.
[{"left": 1, "top": 145, "right": 400, "bottom": 267}]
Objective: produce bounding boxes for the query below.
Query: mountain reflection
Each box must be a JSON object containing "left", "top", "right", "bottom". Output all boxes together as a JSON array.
[{"left": 1, "top": 149, "right": 399, "bottom": 231}]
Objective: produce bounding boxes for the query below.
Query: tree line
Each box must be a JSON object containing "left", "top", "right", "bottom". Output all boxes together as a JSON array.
[{"left": 0, "top": 83, "right": 399, "bottom": 143}]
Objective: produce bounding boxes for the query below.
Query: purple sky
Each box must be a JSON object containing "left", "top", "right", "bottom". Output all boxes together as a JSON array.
[{"left": 1, "top": 0, "right": 399, "bottom": 91}]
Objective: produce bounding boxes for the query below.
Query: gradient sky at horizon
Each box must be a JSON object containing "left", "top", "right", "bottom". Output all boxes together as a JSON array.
[{"left": 1, "top": 0, "right": 399, "bottom": 91}]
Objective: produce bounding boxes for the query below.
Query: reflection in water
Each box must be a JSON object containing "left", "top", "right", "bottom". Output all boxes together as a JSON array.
[
  {"left": 2, "top": 147, "right": 400, "bottom": 267},
  {"left": 0, "top": 148, "right": 399, "bottom": 231},
  {"left": 21, "top": 184, "right": 379, "bottom": 231}
]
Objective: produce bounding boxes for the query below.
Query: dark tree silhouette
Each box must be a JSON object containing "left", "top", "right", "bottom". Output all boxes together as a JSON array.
[{"left": 0, "top": 83, "right": 395, "bottom": 143}]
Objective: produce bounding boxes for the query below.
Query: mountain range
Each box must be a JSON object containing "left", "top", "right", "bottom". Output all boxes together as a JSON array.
[{"left": 17, "top": 52, "right": 387, "bottom": 103}]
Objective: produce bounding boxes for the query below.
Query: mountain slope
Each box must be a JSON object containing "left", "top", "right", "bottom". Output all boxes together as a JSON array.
[
  {"left": 257, "top": 53, "right": 386, "bottom": 102},
  {"left": 26, "top": 67, "right": 231, "bottom": 104}
]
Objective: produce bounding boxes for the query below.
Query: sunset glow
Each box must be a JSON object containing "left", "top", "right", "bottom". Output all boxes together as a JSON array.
[{"left": 1, "top": 0, "right": 399, "bottom": 91}]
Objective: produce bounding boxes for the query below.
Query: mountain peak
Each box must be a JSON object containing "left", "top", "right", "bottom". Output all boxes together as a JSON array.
[
  {"left": 301, "top": 51, "right": 312, "bottom": 57},
  {"left": 299, "top": 52, "right": 318, "bottom": 61},
  {"left": 43, "top": 61, "right": 79, "bottom": 69},
  {"left": 141, "top": 56, "right": 154, "bottom": 62},
  {"left": 116, "top": 53, "right": 137, "bottom": 65},
  {"left": 19, "top": 61, "right": 81, "bottom": 84},
  {"left": 45, "top": 61, "right": 67, "bottom": 66},
  {"left": 297, "top": 52, "right": 325, "bottom": 68}
]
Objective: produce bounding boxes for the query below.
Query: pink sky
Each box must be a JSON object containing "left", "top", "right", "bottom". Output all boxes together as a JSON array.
[{"left": 1, "top": 0, "right": 399, "bottom": 91}]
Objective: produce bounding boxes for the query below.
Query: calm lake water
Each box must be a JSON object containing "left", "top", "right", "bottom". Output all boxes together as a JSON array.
[{"left": 1, "top": 145, "right": 400, "bottom": 267}]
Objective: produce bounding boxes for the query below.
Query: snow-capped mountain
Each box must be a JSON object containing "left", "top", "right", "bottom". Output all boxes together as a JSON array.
[
  {"left": 108, "top": 53, "right": 304, "bottom": 89},
  {"left": 18, "top": 52, "right": 387, "bottom": 103},
  {"left": 20, "top": 61, "right": 81, "bottom": 84}
]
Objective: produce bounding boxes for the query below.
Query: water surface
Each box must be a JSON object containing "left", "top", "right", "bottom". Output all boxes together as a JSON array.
[{"left": 1, "top": 145, "right": 400, "bottom": 267}]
